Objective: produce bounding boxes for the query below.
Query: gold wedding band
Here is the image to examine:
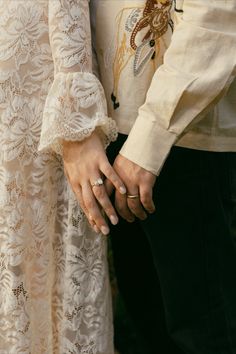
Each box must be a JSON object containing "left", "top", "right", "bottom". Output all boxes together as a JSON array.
[
  {"left": 91, "top": 178, "right": 104, "bottom": 188},
  {"left": 127, "top": 194, "right": 139, "bottom": 199}
]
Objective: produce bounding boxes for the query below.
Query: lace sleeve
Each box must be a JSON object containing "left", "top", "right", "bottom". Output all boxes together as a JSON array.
[{"left": 39, "top": 0, "right": 117, "bottom": 154}]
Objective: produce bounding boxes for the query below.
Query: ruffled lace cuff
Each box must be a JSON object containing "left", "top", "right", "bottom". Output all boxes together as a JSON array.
[{"left": 39, "top": 72, "right": 118, "bottom": 154}]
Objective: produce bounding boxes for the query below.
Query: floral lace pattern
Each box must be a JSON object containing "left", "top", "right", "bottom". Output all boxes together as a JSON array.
[
  {"left": 39, "top": 72, "right": 117, "bottom": 154},
  {"left": 0, "top": 0, "right": 114, "bottom": 353},
  {"left": 40, "top": 0, "right": 117, "bottom": 153}
]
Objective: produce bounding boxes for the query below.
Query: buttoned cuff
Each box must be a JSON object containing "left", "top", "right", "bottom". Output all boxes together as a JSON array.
[{"left": 119, "top": 116, "right": 177, "bottom": 176}]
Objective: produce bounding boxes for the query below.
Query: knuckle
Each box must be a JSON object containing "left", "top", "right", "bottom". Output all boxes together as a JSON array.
[
  {"left": 109, "top": 174, "right": 118, "bottom": 185},
  {"left": 96, "top": 217, "right": 106, "bottom": 228},
  {"left": 127, "top": 201, "right": 139, "bottom": 212},
  {"left": 90, "top": 212, "right": 100, "bottom": 224},
  {"left": 93, "top": 186, "right": 105, "bottom": 199},
  {"left": 128, "top": 203, "right": 143, "bottom": 216},
  {"left": 130, "top": 207, "right": 139, "bottom": 215},
  {"left": 102, "top": 162, "right": 112, "bottom": 175},
  {"left": 111, "top": 176, "right": 118, "bottom": 185},
  {"left": 88, "top": 219, "right": 94, "bottom": 227},
  {"left": 131, "top": 209, "right": 141, "bottom": 217},
  {"left": 103, "top": 165, "right": 118, "bottom": 182},
  {"left": 104, "top": 205, "right": 114, "bottom": 215},
  {"left": 70, "top": 178, "right": 78, "bottom": 187},
  {"left": 86, "top": 200, "right": 94, "bottom": 210},
  {"left": 141, "top": 196, "right": 150, "bottom": 207},
  {"left": 140, "top": 188, "right": 151, "bottom": 200}
]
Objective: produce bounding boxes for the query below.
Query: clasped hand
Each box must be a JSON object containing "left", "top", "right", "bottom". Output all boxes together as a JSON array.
[{"left": 63, "top": 131, "right": 156, "bottom": 235}]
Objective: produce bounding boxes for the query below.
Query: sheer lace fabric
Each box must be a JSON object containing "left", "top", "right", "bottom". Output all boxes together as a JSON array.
[
  {"left": 39, "top": 72, "right": 117, "bottom": 154},
  {"left": 0, "top": 0, "right": 114, "bottom": 353},
  {"left": 40, "top": 0, "right": 117, "bottom": 154}
]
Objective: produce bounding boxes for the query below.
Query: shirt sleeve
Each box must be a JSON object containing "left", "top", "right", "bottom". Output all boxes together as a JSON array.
[
  {"left": 39, "top": 0, "right": 117, "bottom": 154},
  {"left": 120, "top": 0, "right": 236, "bottom": 175}
]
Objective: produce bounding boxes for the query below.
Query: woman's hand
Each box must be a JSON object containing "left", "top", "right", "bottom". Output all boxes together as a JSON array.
[{"left": 62, "top": 131, "right": 126, "bottom": 235}]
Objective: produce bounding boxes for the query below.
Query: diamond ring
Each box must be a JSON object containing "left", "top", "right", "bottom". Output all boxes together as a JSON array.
[{"left": 91, "top": 178, "right": 104, "bottom": 188}]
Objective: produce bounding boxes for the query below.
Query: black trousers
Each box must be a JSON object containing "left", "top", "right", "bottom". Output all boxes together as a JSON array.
[{"left": 107, "top": 134, "right": 236, "bottom": 354}]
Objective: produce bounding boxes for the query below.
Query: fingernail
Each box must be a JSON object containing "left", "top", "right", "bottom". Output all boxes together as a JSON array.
[
  {"left": 110, "top": 215, "right": 118, "bottom": 225},
  {"left": 93, "top": 225, "right": 100, "bottom": 233},
  {"left": 119, "top": 186, "right": 126, "bottom": 195},
  {"left": 101, "top": 226, "right": 110, "bottom": 235},
  {"left": 127, "top": 218, "right": 135, "bottom": 223},
  {"left": 148, "top": 208, "right": 155, "bottom": 214}
]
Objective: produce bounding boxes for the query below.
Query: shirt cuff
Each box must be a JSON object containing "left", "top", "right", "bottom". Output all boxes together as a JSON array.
[{"left": 119, "top": 115, "right": 177, "bottom": 176}]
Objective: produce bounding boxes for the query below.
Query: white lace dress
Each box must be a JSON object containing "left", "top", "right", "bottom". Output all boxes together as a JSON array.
[{"left": 0, "top": 1, "right": 116, "bottom": 353}]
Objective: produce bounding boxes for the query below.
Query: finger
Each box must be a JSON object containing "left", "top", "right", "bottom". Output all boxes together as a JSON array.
[
  {"left": 139, "top": 185, "right": 156, "bottom": 214},
  {"left": 127, "top": 199, "right": 147, "bottom": 220},
  {"left": 82, "top": 182, "right": 110, "bottom": 235},
  {"left": 64, "top": 166, "right": 70, "bottom": 181},
  {"left": 101, "top": 161, "right": 126, "bottom": 195},
  {"left": 74, "top": 185, "right": 99, "bottom": 231},
  {"left": 87, "top": 215, "right": 101, "bottom": 234},
  {"left": 115, "top": 190, "right": 135, "bottom": 223},
  {"left": 91, "top": 182, "right": 119, "bottom": 226},
  {"left": 127, "top": 191, "right": 147, "bottom": 220},
  {"left": 104, "top": 179, "right": 114, "bottom": 197}
]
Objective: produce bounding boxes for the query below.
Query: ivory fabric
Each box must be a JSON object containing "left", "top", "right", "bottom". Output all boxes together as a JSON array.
[
  {"left": 91, "top": 0, "right": 174, "bottom": 135},
  {"left": 0, "top": 1, "right": 114, "bottom": 353},
  {"left": 91, "top": 0, "right": 236, "bottom": 176}
]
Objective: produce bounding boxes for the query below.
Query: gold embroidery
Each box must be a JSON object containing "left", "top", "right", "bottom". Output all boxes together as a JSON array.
[
  {"left": 112, "top": 31, "right": 133, "bottom": 109},
  {"left": 111, "top": 1, "right": 172, "bottom": 109},
  {"left": 130, "top": 0, "right": 172, "bottom": 50}
]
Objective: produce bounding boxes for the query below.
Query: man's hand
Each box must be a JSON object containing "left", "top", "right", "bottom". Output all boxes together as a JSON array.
[{"left": 110, "top": 154, "right": 156, "bottom": 222}]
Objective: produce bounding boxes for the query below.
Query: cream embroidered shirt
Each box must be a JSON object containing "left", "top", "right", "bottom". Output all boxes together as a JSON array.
[{"left": 91, "top": 0, "right": 236, "bottom": 175}]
